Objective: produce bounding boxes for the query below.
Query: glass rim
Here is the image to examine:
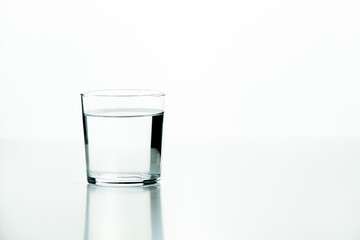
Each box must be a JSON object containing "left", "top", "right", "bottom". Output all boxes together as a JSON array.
[{"left": 81, "top": 89, "right": 165, "bottom": 97}]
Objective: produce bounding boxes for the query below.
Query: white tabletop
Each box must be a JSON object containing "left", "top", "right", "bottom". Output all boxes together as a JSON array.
[{"left": 0, "top": 137, "right": 359, "bottom": 240}]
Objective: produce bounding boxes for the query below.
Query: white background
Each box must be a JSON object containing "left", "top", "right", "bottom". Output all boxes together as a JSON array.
[
  {"left": 1, "top": 0, "right": 360, "bottom": 139},
  {"left": 1, "top": 2, "right": 360, "bottom": 239}
]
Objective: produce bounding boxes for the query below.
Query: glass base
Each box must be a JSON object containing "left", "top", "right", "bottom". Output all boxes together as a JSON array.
[{"left": 87, "top": 173, "right": 160, "bottom": 186}]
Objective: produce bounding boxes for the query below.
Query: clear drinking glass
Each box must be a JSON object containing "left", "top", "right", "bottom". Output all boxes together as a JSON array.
[{"left": 81, "top": 89, "right": 165, "bottom": 185}]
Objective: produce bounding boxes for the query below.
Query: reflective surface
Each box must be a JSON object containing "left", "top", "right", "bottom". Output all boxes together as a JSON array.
[{"left": 1, "top": 137, "right": 360, "bottom": 239}]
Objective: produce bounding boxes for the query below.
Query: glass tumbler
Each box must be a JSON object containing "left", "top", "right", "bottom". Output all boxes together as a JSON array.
[{"left": 81, "top": 89, "right": 165, "bottom": 185}]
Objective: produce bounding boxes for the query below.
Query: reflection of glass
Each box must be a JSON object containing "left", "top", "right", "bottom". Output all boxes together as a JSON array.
[{"left": 84, "top": 184, "right": 163, "bottom": 240}]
